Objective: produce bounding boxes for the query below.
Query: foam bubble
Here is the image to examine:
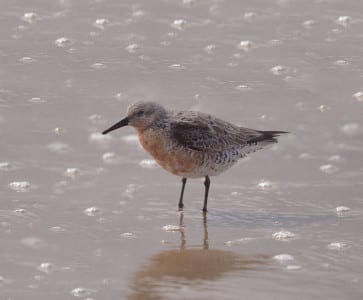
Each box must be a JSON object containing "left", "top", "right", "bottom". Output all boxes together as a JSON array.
[
  {"left": 244, "top": 12, "right": 256, "bottom": 21},
  {"left": 102, "top": 152, "right": 120, "bottom": 164},
  {"left": 204, "top": 44, "right": 216, "bottom": 54},
  {"left": 29, "top": 97, "right": 45, "bottom": 103},
  {"left": 55, "top": 37, "right": 71, "bottom": 47},
  {"left": 125, "top": 43, "right": 139, "bottom": 53},
  {"left": 224, "top": 237, "right": 253, "bottom": 246},
  {"left": 139, "top": 159, "right": 158, "bottom": 169},
  {"left": 237, "top": 40, "right": 253, "bottom": 51},
  {"left": 273, "top": 254, "right": 294, "bottom": 263},
  {"left": 9, "top": 181, "right": 31, "bottom": 192},
  {"left": 19, "top": 56, "right": 35, "bottom": 63},
  {"left": 94, "top": 18, "right": 109, "bottom": 29},
  {"left": 272, "top": 231, "right": 295, "bottom": 241},
  {"left": 0, "top": 162, "right": 12, "bottom": 171},
  {"left": 302, "top": 19, "right": 315, "bottom": 29},
  {"left": 270, "top": 65, "right": 289, "bottom": 75},
  {"left": 169, "top": 63, "right": 185, "bottom": 70},
  {"left": 171, "top": 19, "right": 187, "bottom": 30},
  {"left": 120, "top": 232, "right": 137, "bottom": 239},
  {"left": 21, "top": 237, "right": 45, "bottom": 248},
  {"left": 89, "top": 132, "right": 112, "bottom": 143},
  {"left": 91, "top": 63, "right": 106, "bottom": 69},
  {"left": 340, "top": 123, "right": 361, "bottom": 136},
  {"left": 64, "top": 167, "right": 80, "bottom": 178},
  {"left": 84, "top": 206, "right": 101, "bottom": 217},
  {"left": 257, "top": 179, "right": 274, "bottom": 189},
  {"left": 23, "top": 12, "right": 37, "bottom": 23},
  {"left": 327, "top": 242, "right": 347, "bottom": 250},
  {"left": 320, "top": 164, "right": 339, "bottom": 174},
  {"left": 38, "top": 262, "right": 54, "bottom": 274},
  {"left": 336, "top": 16, "right": 352, "bottom": 27},
  {"left": 88, "top": 114, "right": 106, "bottom": 125},
  {"left": 70, "top": 287, "right": 94, "bottom": 297},
  {"left": 353, "top": 91, "right": 363, "bottom": 102},
  {"left": 286, "top": 265, "right": 302, "bottom": 271},
  {"left": 163, "top": 225, "right": 182, "bottom": 232},
  {"left": 235, "top": 84, "right": 251, "bottom": 91}
]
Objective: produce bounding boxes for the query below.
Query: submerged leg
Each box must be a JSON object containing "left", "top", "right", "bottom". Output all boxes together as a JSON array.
[
  {"left": 202, "top": 176, "right": 210, "bottom": 212},
  {"left": 178, "top": 177, "right": 187, "bottom": 210}
]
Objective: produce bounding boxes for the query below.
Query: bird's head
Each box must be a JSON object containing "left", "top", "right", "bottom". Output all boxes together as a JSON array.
[{"left": 102, "top": 101, "right": 167, "bottom": 134}]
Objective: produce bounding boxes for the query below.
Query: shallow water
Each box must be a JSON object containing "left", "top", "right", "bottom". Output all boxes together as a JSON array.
[{"left": 1, "top": 0, "right": 363, "bottom": 299}]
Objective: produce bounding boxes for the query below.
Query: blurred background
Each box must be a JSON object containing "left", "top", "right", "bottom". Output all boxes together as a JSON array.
[{"left": 1, "top": 0, "right": 362, "bottom": 299}]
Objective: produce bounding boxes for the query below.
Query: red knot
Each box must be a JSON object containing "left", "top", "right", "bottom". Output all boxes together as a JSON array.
[{"left": 102, "top": 101, "right": 287, "bottom": 212}]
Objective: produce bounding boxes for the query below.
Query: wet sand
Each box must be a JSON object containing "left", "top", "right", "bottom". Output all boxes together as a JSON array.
[{"left": 1, "top": 0, "right": 363, "bottom": 299}]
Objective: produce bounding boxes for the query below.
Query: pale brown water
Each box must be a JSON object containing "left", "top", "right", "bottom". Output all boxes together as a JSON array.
[{"left": 1, "top": 0, "right": 363, "bottom": 299}]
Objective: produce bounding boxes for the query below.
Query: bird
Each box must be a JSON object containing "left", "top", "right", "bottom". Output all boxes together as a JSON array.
[{"left": 102, "top": 101, "right": 287, "bottom": 212}]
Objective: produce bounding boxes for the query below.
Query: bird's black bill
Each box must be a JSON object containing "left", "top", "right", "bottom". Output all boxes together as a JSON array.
[{"left": 102, "top": 117, "right": 129, "bottom": 135}]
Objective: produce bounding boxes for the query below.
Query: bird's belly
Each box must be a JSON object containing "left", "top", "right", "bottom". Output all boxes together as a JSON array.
[{"left": 138, "top": 129, "right": 203, "bottom": 177}]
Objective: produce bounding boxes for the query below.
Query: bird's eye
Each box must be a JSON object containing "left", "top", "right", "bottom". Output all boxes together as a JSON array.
[{"left": 136, "top": 110, "right": 144, "bottom": 116}]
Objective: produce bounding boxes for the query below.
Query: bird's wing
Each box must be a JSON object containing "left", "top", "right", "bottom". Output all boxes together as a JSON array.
[{"left": 170, "top": 111, "right": 267, "bottom": 152}]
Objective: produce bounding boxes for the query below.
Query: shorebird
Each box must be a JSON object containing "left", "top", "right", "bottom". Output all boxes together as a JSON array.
[{"left": 102, "top": 101, "right": 287, "bottom": 212}]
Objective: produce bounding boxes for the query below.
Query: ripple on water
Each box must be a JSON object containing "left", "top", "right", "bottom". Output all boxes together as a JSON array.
[
  {"left": 8, "top": 181, "right": 31, "bottom": 192},
  {"left": 272, "top": 231, "right": 296, "bottom": 241}
]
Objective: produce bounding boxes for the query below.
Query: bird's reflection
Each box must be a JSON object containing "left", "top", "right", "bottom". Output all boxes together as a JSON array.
[{"left": 128, "top": 213, "right": 269, "bottom": 300}]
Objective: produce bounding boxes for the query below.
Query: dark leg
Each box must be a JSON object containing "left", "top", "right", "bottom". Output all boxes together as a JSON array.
[
  {"left": 178, "top": 177, "right": 187, "bottom": 210},
  {"left": 202, "top": 176, "right": 210, "bottom": 212}
]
